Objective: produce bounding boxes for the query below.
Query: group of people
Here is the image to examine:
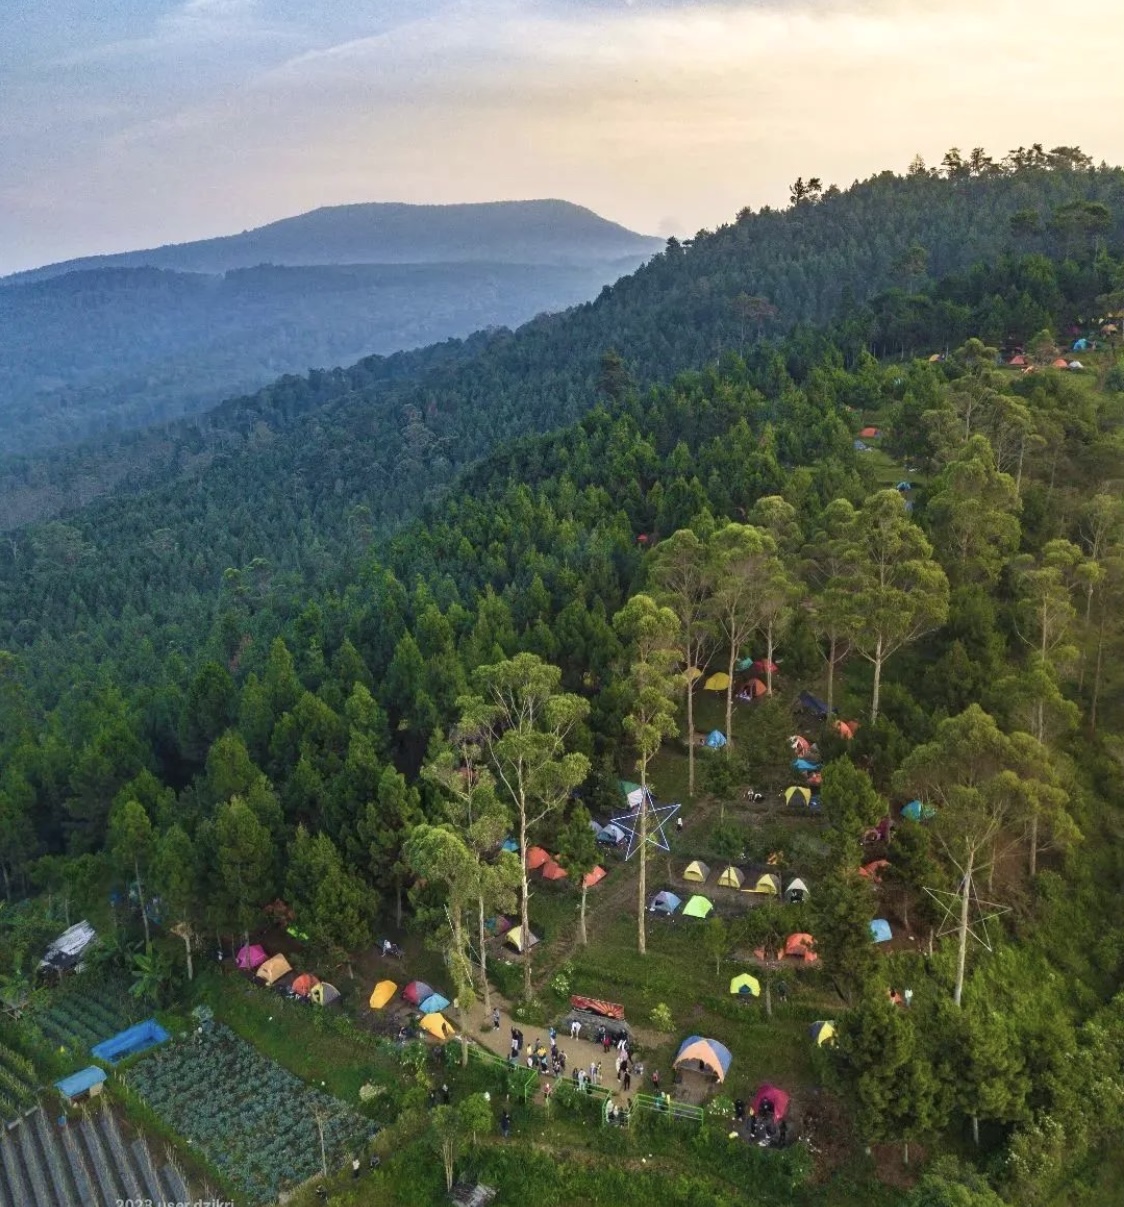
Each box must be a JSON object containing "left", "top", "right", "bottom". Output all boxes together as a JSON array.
[{"left": 732, "top": 1097, "right": 789, "bottom": 1147}]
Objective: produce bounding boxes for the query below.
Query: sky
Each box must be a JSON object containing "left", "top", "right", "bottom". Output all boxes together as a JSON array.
[{"left": 3, "top": 0, "right": 1123, "bottom": 274}]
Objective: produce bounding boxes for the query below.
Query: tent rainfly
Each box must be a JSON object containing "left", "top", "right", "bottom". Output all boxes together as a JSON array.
[
  {"left": 901, "top": 799, "right": 936, "bottom": 822},
  {"left": 420, "top": 1012, "right": 456, "bottom": 1041},
  {"left": 682, "top": 895, "right": 714, "bottom": 919},
  {"left": 311, "top": 981, "right": 341, "bottom": 1006},
  {"left": 505, "top": 926, "right": 540, "bottom": 953},
  {"left": 236, "top": 944, "right": 268, "bottom": 971},
  {"left": 717, "top": 866, "right": 745, "bottom": 889},
  {"left": 870, "top": 918, "right": 893, "bottom": 944},
  {"left": 582, "top": 866, "right": 607, "bottom": 888},
  {"left": 739, "top": 678, "right": 768, "bottom": 699},
  {"left": 751, "top": 872, "right": 781, "bottom": 896},
  {"left": 541, "top": 859, "right": 568, "bottom": 881},
  {"left": 674, "top": 1036, "right": 733, "bottom": 1082},
  {"left": 369, "top": 980, "right": 397, "bottom": 1009},
  {"left": 752, "top": 1083, "right": 791, "bottom": 1120},
  {"left": 784, "top": 933, "right": 817, "bottom": 962},
  {"left": 55, "top": 1066, "right": 107, "bottom": 1103},
  {"left": 291, "top": 973, "right": 320, "bottom": 998},
  {"left": 683, "top": 860, "right": 710, "bottom": 883},
  {"left": 793, "top": 757, "right": 821, "bottom": 773},
  {"left": 730, "top": 973, "right": 761, "bottom": 997},
  {"left": 402, "top": 980, "right": 436, "bottom": 1006},
  {"left": 597, "top": 823, "right": 627, "bottom": 846},
  {"left": 796, "top": 691, "right": 831, "bottom": 718},
  {"left": 785, "top": 877, "right": 809, "bottom": 903},
  {"left": 501, "top": 838, "right": 519, "bottom": 853},
  {"left": 785, "top": 786, "right": 811, "bottom": 807},
  {"left": 703, "top": 672, "right": 731, "bottom": 692},
  {"left": 419, "top": 992, "right": 452, "bottom": 1014},
  {"left": 525, "top": 846, "right": 551, "bottom": 870},
  {"left": 789, "top": 735, "right": 811, "bottom": 756},
  {"left": 860, "top": 860, "right": 890, "bottom": 882},
  {"left": 255, "top": 954, "right": 292, "bottom": 986},
  {"left": 704, "top": 729, "right": 728, "bottom": 749},
  {"left": 649, "top": 890, "right": 682, "bottom": 914},
  {"left": 39, "top": 920, "right": 97, "bottom": 972},
  {"left": 809, "top": 1021, "right": 836, "bottom": 1047}
]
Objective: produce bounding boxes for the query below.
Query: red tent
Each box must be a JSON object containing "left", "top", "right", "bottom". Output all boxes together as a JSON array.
[
  {"left": 859, "top": 859, "right": 890, "bottom": 883},
  {"left": 525, "top": 846, "right": 551, "bottom": 870},
  {"left": 402, "top": 980, "right": 435, "bottom": 1006},
  {"left": 541, "top": 859, "right": 568, "bottom": 881},
  {"left": 1051, "top": 357, "right": 1070, "bottom": 369},
  {"left": 784, "top": 933, "right": 818, "bottom": 962},
  {"left": 291, "top": 973, "right": 320, "bottom": 998},
  {"left": 859, "top": 426, "right": 880, "bottom": 438},
  {"left": 752, "top": 659, "right": 780, "bottom": 674},
  {"left": 582, "top": 866, "right": 607, "bottom": 888},
  {"left": 1009, "top": 354, "right": 1027, "bottom": 366},
  {"left": 752, "top": 1083, "right": 791, "bottom": 1120}
]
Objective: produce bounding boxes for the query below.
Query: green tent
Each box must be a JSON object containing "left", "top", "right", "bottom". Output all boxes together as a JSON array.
[{"left": 682, "top": 895, "right": 714, "bottom": 919}]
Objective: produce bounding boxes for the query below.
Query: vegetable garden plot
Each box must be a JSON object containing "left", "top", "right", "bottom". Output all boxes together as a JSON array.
[
  {"left": 0, "top": 1039, "right": 38, "bottom": 1119},
  {"left": 31, "top": 973, "right": 137, "bottom": 1054},
  {"left": 127, "top": 1025, "right": 371, "bottom": 1205}
]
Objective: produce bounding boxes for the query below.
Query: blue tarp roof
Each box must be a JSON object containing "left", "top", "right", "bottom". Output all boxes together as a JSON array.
[
  {"left": 55, "top": 1066, "right": 107, "bottom": 1098},
  {"left": 91, "top": 1019, "right": 169, "bottom": 1064},
  {"left": 870, "top": 919, "right": 892, "bottom": 943},
  {"left": 792, "top": 758, "right": 821, "bottom": 773}
]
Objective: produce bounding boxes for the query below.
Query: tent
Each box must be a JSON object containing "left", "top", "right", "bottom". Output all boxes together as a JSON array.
[
  {"left": 785, "top": 785, "right": 811, "bottom": 807},
  {"left": 597, "top": 823, "right": 627, "bottom": 846},
  {"left": 674, "top": 1036, "right": 733, "bottom": 1082},
  {"left": 901, "top": 799, "right": 936, "bottom": 822},
  {"left": 703, "top": 672, "right": 731, "bottom": 692},
  {"left": 796, "top": 691, "right": 831, "bottom": 718},
  {"left": 649, "top": 890, "right": 682, "bottom": 914},
  {"left": 419, "top": 992, "right": 452, "bottom": 1014},
  {"left": 859, "top": 426, "right": 881, "bottom": 438},
  {"left": 784, "top": 933, "right": 817, "bottom": 962},
  {"left": 39, "top": 920, "right": 97, "bottom": 973},
  {"left": 525, "top": 846, "right": 551, "bottom": 870},
  {"left": 1051, "top": 357, "right": 1070, "bottom": 368},
  {"left": 291, "top": 973, "right": 320, "bottom": 998},
  {"left": 1073, "top": 338, "right": 1089, "bottom": 351},
  {"left": 717, "top": 866, "right": 745, "bottom": 889},
  {"left": 683, "top": 860, "right": 711, "bottom": 883},
  {"left": 541, "top": 859, "right": 568, "bottom": 881},
  {"left": 752, "top": 659, "right": 780, "bottom": 674},
  {"left": 619, "top": 781, "right": 653, "bottom": 809},
  {"left": 870, "top": 918, "right": 893, "bottom": 944},
  {"left": 587, "top": 818, "right": 601, "bottom": 834},
  {"left": 505, "top": 926, "right": 540, "bottom": 953},
  {"left": 704, "top": 729, "right": 728, "bottom": 749},
  {"left": 402, "top": 980, "right": 436, "bottom": 1006},
  {"left": 785, "top": 877, "right": 809, "bottom": 903},
  {"left": 854, "top": 440, "right": 869, "bottom": 452},
  {"left": 236, "top": 944, "right": 267, "bottom": 971},
  {"left": 485, "top": 916, "right": 513, "bottom": 936},
  {"left": 895, "top": 481, "right": 912, "bottom": 492},
  {"left": 738, "top": 677, "right": 768, "bottom": 699},
  {"left": 793, "top": 757, "right": 821, "bottom": 773},
  {"left": 750, "top": 872, "right": 781, "bottom": 896},
  {"left": 753, "top": 944, "right": 783, "bottom": 962},
  {"left": 582, "top": 866, "right": 607, "bottom": 888},
  {"left": 682, "top": 895, "right": 714, "bottom": 919},
  {"left": 730, "top": 973, "right": 761, "bottom": 997},
  {"left": 860, "top": 859, "right": 890, "bottom": 882},
  {"left": 809, "top": 1021, "right": 836, "bottom": 1047},
  {"left": 789, "top": 734, "right": 812, "bottom": 756},
  {"left": 1069, "top": 360, "right": 1084, "bottom": 370},
  {"left": 369, "top": 980, "right": 397, "bottom": 1009},
  {"left": 255, "top": 954, "right": 292, "bottom": 986},
  {"left": 752, "top": 1083, "right": 791, "bottom": 1120},
  {"left": 310, "top": 982, "right": 341, "bottom": 1006},
  {"left": 685, "top": 666, "right": 704, "bottom": 684},
  {"left": 1009, "top": 354, "right": 1027, "bottom": 366},
  {"left": 835, "top": 720, "right": 857, "bottom": 740},
  {"left": 735, "top": 655, "right": 756, "bottom": 672},
  {"left": 928, "top": 353, "right": 942, "bottom": 362},
  {"left": 501, "top": 838, "right": 519, "bottom": 853},
  {"left": 420, "top": 1012, "right": 457, "bottom": 1041}
]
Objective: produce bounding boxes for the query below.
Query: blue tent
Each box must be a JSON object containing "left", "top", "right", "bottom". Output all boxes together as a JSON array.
[
  {"left": 649, "top": 890, "right": 682, "bottom": 914},
  {"left": 597, "top": 823, "right": 627, "bottom": 846},
  {"left": 809, "top": 795, "right": 822, "bottom": 813},
  {"left": 1073, "top": 338, "right": 1089, "bottom": 351},
  {"left": 870, "top": 919, "right": 892, "bottom": 944},
  {"left": 793, "top": 758, "right": 821, "bottom": 773},
  {"left": 705, "top": 730, "right": 728, "bottom": 749},
  {"left": 901, "top": 800, "right": 936, "bottom": 822},
  {"left": 674, "top": 1035, "right": 733, "bottom": 1081},
  {"left": 854, "top": 440, "right": 869, "bottom": 452},
  {"left": 419, "top": 992, "right": 451, "bottom": 1014},
  {"left": 797, "top": 690, "right": 831, "bottom": 718},
  {"left": 501, "top": 838, "right": 519, "bottom": 853},
  {"left": 735, "top": 656, "right": 755, "bottom": 672},
  {"left": 896, "top": 481, "right": 912, "bottom": 492}
]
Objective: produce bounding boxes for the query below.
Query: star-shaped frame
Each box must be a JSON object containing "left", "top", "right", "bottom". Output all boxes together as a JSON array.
[{"left": 610, "top": 800, "right": 682, "bottom": 860}]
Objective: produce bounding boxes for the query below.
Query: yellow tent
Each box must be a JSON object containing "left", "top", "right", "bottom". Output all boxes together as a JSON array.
[
  {"left": 785, "top": 786, "right": 811, "bottom": 807},
  {"left": 730, "top": 973, "right": 761, "bottom": 997},
  {"left": 684, "top": 667, "right": 704, "bottom": 684},
  {"left": 310, "top": 981, "right": 340, "bottom": 1006},
  {"left": 505, "top": 926, "right": 540, "bottom": 953},
  {"left": 420, "top": 1013, "right": 457, "bottom": 1041},
  {"left": 810, "top": 1021, "right": 836, "bottom": 1047},
  {"left": 255, "top": 954, "right": 292, "bottom": 986},
  {"left": 369, "top": 980, "right": 397, "bottom": 1009},
  {"left": 703, "top": 672, "right": 731, "bottom": 692},
  {"left": 683, "top": 860, "right": 710, "bottom": 883},
  {"left": 751, "top": 872, "right": 781, "bottom": 896},
  {"left": 717, "top": 866, "right": 745, "bottom": 889}
]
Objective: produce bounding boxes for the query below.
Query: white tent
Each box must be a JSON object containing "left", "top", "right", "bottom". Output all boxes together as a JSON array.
[{"left": 39, "top": 921, "right": 97, "bottom": 972}]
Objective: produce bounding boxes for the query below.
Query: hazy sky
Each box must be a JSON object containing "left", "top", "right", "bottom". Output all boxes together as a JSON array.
[{"left": 3, "top": 0, "right": 1123, "bottom": 273}]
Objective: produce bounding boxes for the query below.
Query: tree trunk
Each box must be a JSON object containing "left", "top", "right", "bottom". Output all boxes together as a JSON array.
[
  {"left": 765, "top": 625, "right": 775, "bottom": 695},
  {"left": 580, "top": 884, "right": 588, "bottom": 946},
  {"left": 638, "top": 767, "right": 648, "bottom": 956},
  {"left": 763, "top": 974, "right": 773, "bottom": 1019},
  {"left": 1, "top": 863, "right": 9, "bottom": 902},
  {"left": 1090, "top": 603, "right": 1107, "bottom": 735},
  {"left": 181, "top": 928, "right": 194, "bottom": 982},
  {"left": 395, "top": 879, "right": 404, "bottom": 929},
  {"left": 135, "top": 858, "right": 152, "bottom": 951},
  {"left": 825, "top": 636, "right": 837, "bottom": 717},
  {"left": 971, "top": 1113, "right": 980, "bottom": 1145},
  {"left": 687, "top": 681, "right": 696, "bottom": 797},
  {"left": 871, "top": 641, "right": 884, "bottom": 723},
  {"left": 1028, "top": 812, "right": 1038, "bottom": 879},
  {"left": 953, "top": 851, "right": 974, "bottom": 1008},
  {"left": 477, "top": 895, "right": 491, "bottom": 1018},
  {"left": 519, "top": 804, "right": 533, "bottom": 999},
  {"left": 903, "top": 1139, "right": 910, "bottom": 1167},
  {"left": 725, "top": 641, "right": 736, "bottom": 748}
]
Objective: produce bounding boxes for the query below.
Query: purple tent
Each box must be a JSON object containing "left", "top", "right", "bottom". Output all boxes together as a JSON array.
[{"left": 236, "top": 944, "right": 267, "bottom": 971}]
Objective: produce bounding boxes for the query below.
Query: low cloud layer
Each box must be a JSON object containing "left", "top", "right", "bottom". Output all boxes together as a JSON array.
[{"left": 3, "top": 0, "right": 1122, "bottom": 272}]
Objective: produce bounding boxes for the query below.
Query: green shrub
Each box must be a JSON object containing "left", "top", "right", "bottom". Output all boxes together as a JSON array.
[{"left": 649, "top": 1003, "right": 674, "bottom": 1032}]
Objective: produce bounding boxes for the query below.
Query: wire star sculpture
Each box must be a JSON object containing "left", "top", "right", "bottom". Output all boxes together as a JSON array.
[
  {"left": 923, "top": 866, "right": 1010, "bottom": 953},
  {"left": 610, "top": 800, "right": 681, "bottom": 860}
]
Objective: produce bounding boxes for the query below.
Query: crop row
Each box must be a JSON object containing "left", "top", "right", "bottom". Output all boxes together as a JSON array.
[
  {"left": 127, "top": 1026, "right": 370, "bottom": 1204},
  {"left": 0, "top": 1042, "right": 36, "bottom": 1085}
]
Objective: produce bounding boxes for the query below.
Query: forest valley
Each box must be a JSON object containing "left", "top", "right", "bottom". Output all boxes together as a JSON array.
[{"left": 2, "top": 150, "right": 1124, "bottom": 1207}]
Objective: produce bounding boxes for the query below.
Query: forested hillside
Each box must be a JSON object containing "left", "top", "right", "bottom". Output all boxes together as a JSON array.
[
  {"left": 0, "top": 257, "right": 647, "bottom": 453},
  {"left": 2, "top": 197, "right": 1124, "bottom": 1202}
]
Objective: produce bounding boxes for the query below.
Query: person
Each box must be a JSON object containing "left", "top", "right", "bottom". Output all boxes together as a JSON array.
[
  {"left": 382, "top": 938, "right": 392, "bottom": 957},
  {"left": 748, "top": 1109, "right": 757, "bottom": 1139},
  {"left": 315, "top": 1186, "right": 328, "bottom": 1202},
  {"left": 577, "top": 1068, "right": 587, "bottom": 1089},
  {"left": 369, "top": 1153, "right": 381, "bottom": 1169},
  {"left": 589, "top": 1060, "right": 597, "bottom": 1084},
  {"left": 779, "top": 1118, "right": 788, "bottom": 1146},
  {"left": 602, "top": 1032, "right": 611, "bottom": 1055},
  {"left": 493, "top": 1008, "right": 501, "bottom": 1030},
  {"left": 428, "top": 1089, "right": 436, "bottom": 1109},
  {"left": 623, "top": 1069, "right": 631, "bottom": 1092},
  {"left": 548, "top": 1025, "right": 557, "bottom": 1043},
  {"left": 903, "top": 987, "right": 913, "bottom": 1008},
  {"left": 543, "top": 1080, "right": 553, "bottom": 1102},
  {"left": 651, "top": 1069, "right": 660, "bottom": 1091},
  {"left": 676, "top": 816, "right": 684, "bottom": 833},
  {"left": 511, "top": 1037, "right": 520, "bottom": 1058},
  {"left": 595, "top": 1061, "right": 602, "bottom": 1085},
  {"left": 777, "top": 981, "right": 787, "bottom": 1004},
  {"left": 441, "top": 1083, "right": 450, "bottom": 1105},
  {"left": 734, "top": 1098, "right": 745, "bottom": 1122},
  {"left": 352, "top": 1157, "right": 361, "bottom": 1179},
  {"left": 501, "top": 1110, "right": 511, "bottom": 1139},
  {"left": 570, "top": 1019, "right": 581, "bottom": 1039},
  {"left": 633, "top": 1061, "right": 644, "bottom": 1081},
  {"left": 558, "top": 1050, "right": 567, "bottom": 1071}
]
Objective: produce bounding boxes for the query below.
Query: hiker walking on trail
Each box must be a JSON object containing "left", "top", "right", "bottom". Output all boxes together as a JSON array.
[
  {"left": 623, "top": 1069, "right": 631, "bottom": 1092},
  {"left": 493, "top": 1008, "right": 501, "bottom": 1030}
]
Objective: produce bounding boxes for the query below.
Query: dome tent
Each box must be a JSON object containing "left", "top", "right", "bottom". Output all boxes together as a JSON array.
[
  {"left": 683, "top": 860, "right": 710, "bottom": 883},
  {"left": 649, "top": 890, "right": 682, "bottom": 914},
  {"left": 717, "top": 866, "right": 745, "bottom": 889},
  {"left": 674, "top": 1036, "right": 733, "bottom": 1082}
]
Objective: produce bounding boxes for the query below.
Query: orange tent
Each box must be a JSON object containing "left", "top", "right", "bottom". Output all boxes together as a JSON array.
[
  {"left": 834, "top": 720, "right": 857, "bottom": 740},
  {"left": 291, "top": 973, "right": 320, "bottom": 997},
  {"left": 784, "top": 933, "right": 818, "bottom": 963},
  {"left": 541, "top": 859, "right": 568, "bottom": 881},
  {"left": 1009, "top": 354, "right": 1027, "bottom": 366},
  {"left": 859, "top": 426, "right": 881, "bottom": 438},
  {"left": 753, "top": 946, "right": 784, "bottom": 962},
  {"left": 525, "top": 846, "right": 551, "bottom": 870},
  {"left": 1051, "top": 357, "right": 1070, "bottom": 368},
  {"left": 582, "top": 866, "right": 607, "bottom": 888},
  {"left": 740, "top": 678, "right": 767, "bottom": 698},
  {"left": 859, "top": 860, "right": 891, "bottom": 883}
]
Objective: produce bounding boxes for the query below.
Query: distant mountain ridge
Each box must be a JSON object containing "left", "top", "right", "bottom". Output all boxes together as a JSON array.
[{"left": 3, "top": 200, "right": 662, "bottom": 284}]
